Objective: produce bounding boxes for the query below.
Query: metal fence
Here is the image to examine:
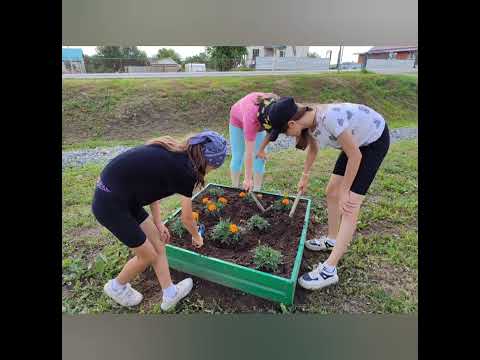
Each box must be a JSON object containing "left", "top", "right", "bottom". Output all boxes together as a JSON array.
[
  {"left": 62, "top": 56, "right": 338, "bottom": 74},
  {"left": 255, "top": 56, "right": 330, "bottom": 71},
  {"left": 365, "top": 59, "right": 416, "bottom": 71}
]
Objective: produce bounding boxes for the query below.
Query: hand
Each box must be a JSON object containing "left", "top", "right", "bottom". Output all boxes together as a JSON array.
[
  {"left": 297, "top": 174, "right": 309, "bottom": 194},
  {"left": 243, "top": 177, "right": 254, "bottom": 192},
  {"left": 338, "top": 188, "right": 356, "bottom": 216},
  {"left": 192, "top": 233, "right": 204, "bottom": 248},
  {"left": 256, "top": 150, "right": 268, "bottom": 161},
  {"left": 154, "top": 220, "right": 171, "bottom": 244}
]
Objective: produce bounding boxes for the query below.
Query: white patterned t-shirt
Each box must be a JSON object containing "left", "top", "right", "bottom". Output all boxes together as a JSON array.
[{"left": 309, "top": 103, "right": 386, "bottom": 149}]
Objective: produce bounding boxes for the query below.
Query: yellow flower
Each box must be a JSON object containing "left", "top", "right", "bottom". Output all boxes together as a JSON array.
[
  {"left": 282, "top": 198, "right": 290, "bottom": 206},
  {"left": 239, "top": 192, "right": 246, "bottom": 198},
  {"left": 202, "top": 197, "right": 210, "bottom": 204},
  {"left": 192, "top": 212, "right": 199, "bottom": 222},
  {"left": 229, "top": 224, "right": 239, "bottom": 234},
  {"left": 207, "top": 203, "right": 217, "bottom": 212},
  {"left": 218, "top": 197, "right": 228, "bottom": 204}
]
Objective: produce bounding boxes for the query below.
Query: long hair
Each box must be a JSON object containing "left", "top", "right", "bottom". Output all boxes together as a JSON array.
[{"left": 146, "top": 136, "right": 208, "bottom": 189}]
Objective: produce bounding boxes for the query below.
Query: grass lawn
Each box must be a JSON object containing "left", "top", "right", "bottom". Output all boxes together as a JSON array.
[
  {"left": 62, "top": 139, "right": 417, "bottom": 314},
  {"left": 62, "top": 72, "right": 417, "bottom": 150}
]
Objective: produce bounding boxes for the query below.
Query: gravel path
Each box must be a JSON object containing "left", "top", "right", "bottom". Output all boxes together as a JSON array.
[{"left": 62, "top": 127, "right": 417, "bottom": 170}]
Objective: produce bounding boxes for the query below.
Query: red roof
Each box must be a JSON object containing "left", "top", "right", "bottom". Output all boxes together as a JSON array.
[{"left": 356, "top": 46, "right": 417, "bottom": 55}]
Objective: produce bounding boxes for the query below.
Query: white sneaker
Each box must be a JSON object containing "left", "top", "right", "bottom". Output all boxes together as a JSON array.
[
  {"left": 104, "top": 280, "right": 143, "bottom": 307},
  {"left": 305, "top": 236, "right": 335, "bottom": 251},
  {"left": 298, "top": 264, "right": 339, "bottom": 290},
  {"left": 160, "top": 278, "right": 194, "bottom": 311}
]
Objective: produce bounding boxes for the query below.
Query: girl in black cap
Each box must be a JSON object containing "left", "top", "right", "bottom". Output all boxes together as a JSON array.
[
  {"left": 257, "top": 98, "right": 390, "bottom": 291},
  {"left": 92, "top": 131, "right": 228, "bottom": 310}
]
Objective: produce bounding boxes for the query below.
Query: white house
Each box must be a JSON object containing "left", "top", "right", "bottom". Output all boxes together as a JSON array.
[{"left": 246, "top": 46, "right": 309, "bottom": 67}]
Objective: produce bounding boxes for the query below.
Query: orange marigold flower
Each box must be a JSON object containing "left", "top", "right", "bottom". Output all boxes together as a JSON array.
[
  {"left": 207, "top": 203, "right": 217, "bottom": 212},
  {"left": 192, "top": 212, "right": 199, "bottom": 222},
  {"left": 239, "top": 192, "right": 246, "bottom": 198},
  {"left": 218, "top": 197, "right": 228, "bottom": 204},
  {"left": 282, "top": 198, "right": 290, "bottom": 206},
  {"left": 202, "top": 197, "right": 210, "bottom": 204},
  {"left": 229, "top": 224, "right": 239, "bottom": 233}
]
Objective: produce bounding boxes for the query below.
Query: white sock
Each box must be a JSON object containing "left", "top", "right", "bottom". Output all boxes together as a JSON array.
[
  {"left": 326, "top": 238, "right": 336, "bottom": 246},
  {"left": 163, "top": 284, "right": 177, "bottom": 300},
  {"left": 112, "top": 278, "right": 126, "bottom": 292},
  {"left": 322, "top": 263, "right": 336, "bottom": 274}
]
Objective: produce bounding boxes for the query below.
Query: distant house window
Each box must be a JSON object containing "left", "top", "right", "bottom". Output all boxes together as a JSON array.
[
  {"left": 279, "top": 50, "right": 285, "bottom": 57},
  {"left": 253, "top": 49, "right": 260, "bottom": 57},
  {"left": 388, "top": 52, "right": 395, "bottom": 59}
]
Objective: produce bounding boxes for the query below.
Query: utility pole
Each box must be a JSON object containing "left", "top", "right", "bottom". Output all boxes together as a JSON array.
[{"left": 336, "top": 45, "right": 344, "bottom": 72}]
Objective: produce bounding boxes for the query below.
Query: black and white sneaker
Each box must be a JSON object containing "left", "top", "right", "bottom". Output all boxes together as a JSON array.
[
  {"left": 298, "top": 263, "right": 339, "bottom": 290},
  {"left": 305, "top": 236, "right": 335, "bottom": 251}
]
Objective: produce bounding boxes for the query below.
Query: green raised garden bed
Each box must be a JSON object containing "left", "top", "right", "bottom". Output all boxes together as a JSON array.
[{"left": 164, "top": 183, "right": 311, "bottom": 305}]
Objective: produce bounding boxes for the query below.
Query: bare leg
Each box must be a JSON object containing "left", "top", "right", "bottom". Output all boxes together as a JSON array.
[
  {"left": 325, "top": 175, "right": 344, "bottom": 240},
  {"left": 325, "top": 192, "right": 364, "bottom": 267}
]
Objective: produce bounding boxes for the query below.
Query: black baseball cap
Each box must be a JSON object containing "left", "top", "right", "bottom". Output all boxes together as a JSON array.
[{"left": 263, "top": 96, "right": 298, "bottom": 142}]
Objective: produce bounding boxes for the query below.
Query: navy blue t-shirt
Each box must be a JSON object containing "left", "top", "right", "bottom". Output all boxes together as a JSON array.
[{"left": 100, "top": 144, "right": 197, "bottom": 206}]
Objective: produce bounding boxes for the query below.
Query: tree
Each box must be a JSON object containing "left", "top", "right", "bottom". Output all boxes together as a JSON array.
[
  {"left": 156, "top": 48, "right": 182, "bottom": 65},
  {"left": 206, "top": 46, "right": 248, "bottom": 71},
  {"left": 86, "top": 46, "right": 148, "bottom": 72},
  {"left": 183, "top": 52, "right": 209, "bottom": 65}
]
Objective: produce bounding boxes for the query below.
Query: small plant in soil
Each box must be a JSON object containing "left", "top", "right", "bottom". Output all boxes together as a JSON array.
[
  {"left": 208, "top": 187, "right": 225, "bottom": 197},
  {"left": 202, "top": 199, "right": 222, "bottom": 216},
  {"left": 252, "top": 245, "right": 283, "bottom": 272},
  {"left": 246, "top": 214, "right": 270, "bottom": 232},
  {"left": 211, "top": 218, "right": 241, "bottom": 246},
  {"left": 272, "top": 197, "right": 293, "bottom": 212},
  {"left": 169, "top": 217, "right": 186, "bottom": 238}
]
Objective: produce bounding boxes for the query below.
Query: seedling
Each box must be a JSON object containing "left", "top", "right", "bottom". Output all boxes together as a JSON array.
[
  {"left": 246, "top": 215, "right": 270, "bottom": 232},
  {"left": 170, "top": 217, "right": 186, "bottom": 238},
  {"left": 211, "top": 218, "right": 241, "bottom": 246},
  {"left": 252, "top": 245, "right": 283, "bottom": 272}
]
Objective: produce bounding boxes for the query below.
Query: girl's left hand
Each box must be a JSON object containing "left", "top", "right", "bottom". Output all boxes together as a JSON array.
[
  {"left": 154, "top": 220, "right": 171, "bottom": 243},
  {"left": 339, "top": 189, "right": 356, "bottom": 216}
]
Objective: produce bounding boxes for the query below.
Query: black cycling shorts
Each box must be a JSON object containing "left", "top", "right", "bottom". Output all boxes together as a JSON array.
[
  {"left": 91, "top": 182, "right": 149, "bottom": 248},
  {"left": 333, "top": 123, "right": 390, "bottom": 195}
]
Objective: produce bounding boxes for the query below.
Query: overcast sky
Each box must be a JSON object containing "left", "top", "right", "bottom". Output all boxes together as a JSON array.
[{"left": 67, "top": 46, "right": 373, "bottom": 64}]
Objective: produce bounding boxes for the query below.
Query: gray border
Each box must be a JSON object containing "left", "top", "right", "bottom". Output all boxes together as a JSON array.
[
  {"left": 63, "top": 314, "right": 417, "bottom": 360},
  {"left": 62, "top": 0, "right": 417, "bottom": 44}
]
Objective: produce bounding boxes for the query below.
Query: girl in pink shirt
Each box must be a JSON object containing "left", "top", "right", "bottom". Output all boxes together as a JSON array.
[{"left": 229, "top": 92, "right": 278, "bottom": 191}]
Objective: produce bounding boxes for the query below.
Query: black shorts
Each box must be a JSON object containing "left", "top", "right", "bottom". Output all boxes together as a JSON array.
[
  {"left": 333, "top": 123, "right": 390, "bottom": 195},
  {"left": 91, "top": 182, "right": 149, "bottom": 248}
]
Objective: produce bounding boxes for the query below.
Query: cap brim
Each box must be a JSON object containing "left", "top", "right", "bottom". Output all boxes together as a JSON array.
[{"left": 269, "top": 129, "right": 281, "bottom": 142}]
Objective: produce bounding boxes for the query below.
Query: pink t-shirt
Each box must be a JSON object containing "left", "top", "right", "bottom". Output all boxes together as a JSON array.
[{"left": 229, "top": 92, "right": 268, "bottom": 141}]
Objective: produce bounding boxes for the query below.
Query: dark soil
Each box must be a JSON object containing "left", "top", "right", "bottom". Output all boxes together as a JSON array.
[{"left": 166, "top": 186, "right": 309, "bottom": 278}]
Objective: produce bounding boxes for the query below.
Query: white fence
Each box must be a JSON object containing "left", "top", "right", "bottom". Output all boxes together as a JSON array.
[
  {"left": 255, "top": 57, "right": 330, "bottom": 71},
  {"left": 365, "top": 59, "right": 416, "bottom": 71}
]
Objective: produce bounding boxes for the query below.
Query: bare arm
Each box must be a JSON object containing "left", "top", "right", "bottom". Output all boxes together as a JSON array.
[
  {"left": 150, "top": 200, "right": 170, "bottom": 243},
  {"left": 180, "top": 196, "right": 200, "bottom": 237},
  {"left": 150, "top": 200, "right": 162, "bottom": 222},
  {"left": 298, "top": 135, "right": 319, "bottom": 194},
  {"left": 256, "top": 135, "right": 271, "bottom": 160}
]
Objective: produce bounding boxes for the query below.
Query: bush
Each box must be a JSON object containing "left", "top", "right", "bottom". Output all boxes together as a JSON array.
[
  {"left": 246, "top": 215, "right": 270, "bottom": 232},
  {"left": 211, "top": 218, "right": 241, "bottom": 246},
  {"left": 252, "top": 245, "right": 283, "bottom": 272}
]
